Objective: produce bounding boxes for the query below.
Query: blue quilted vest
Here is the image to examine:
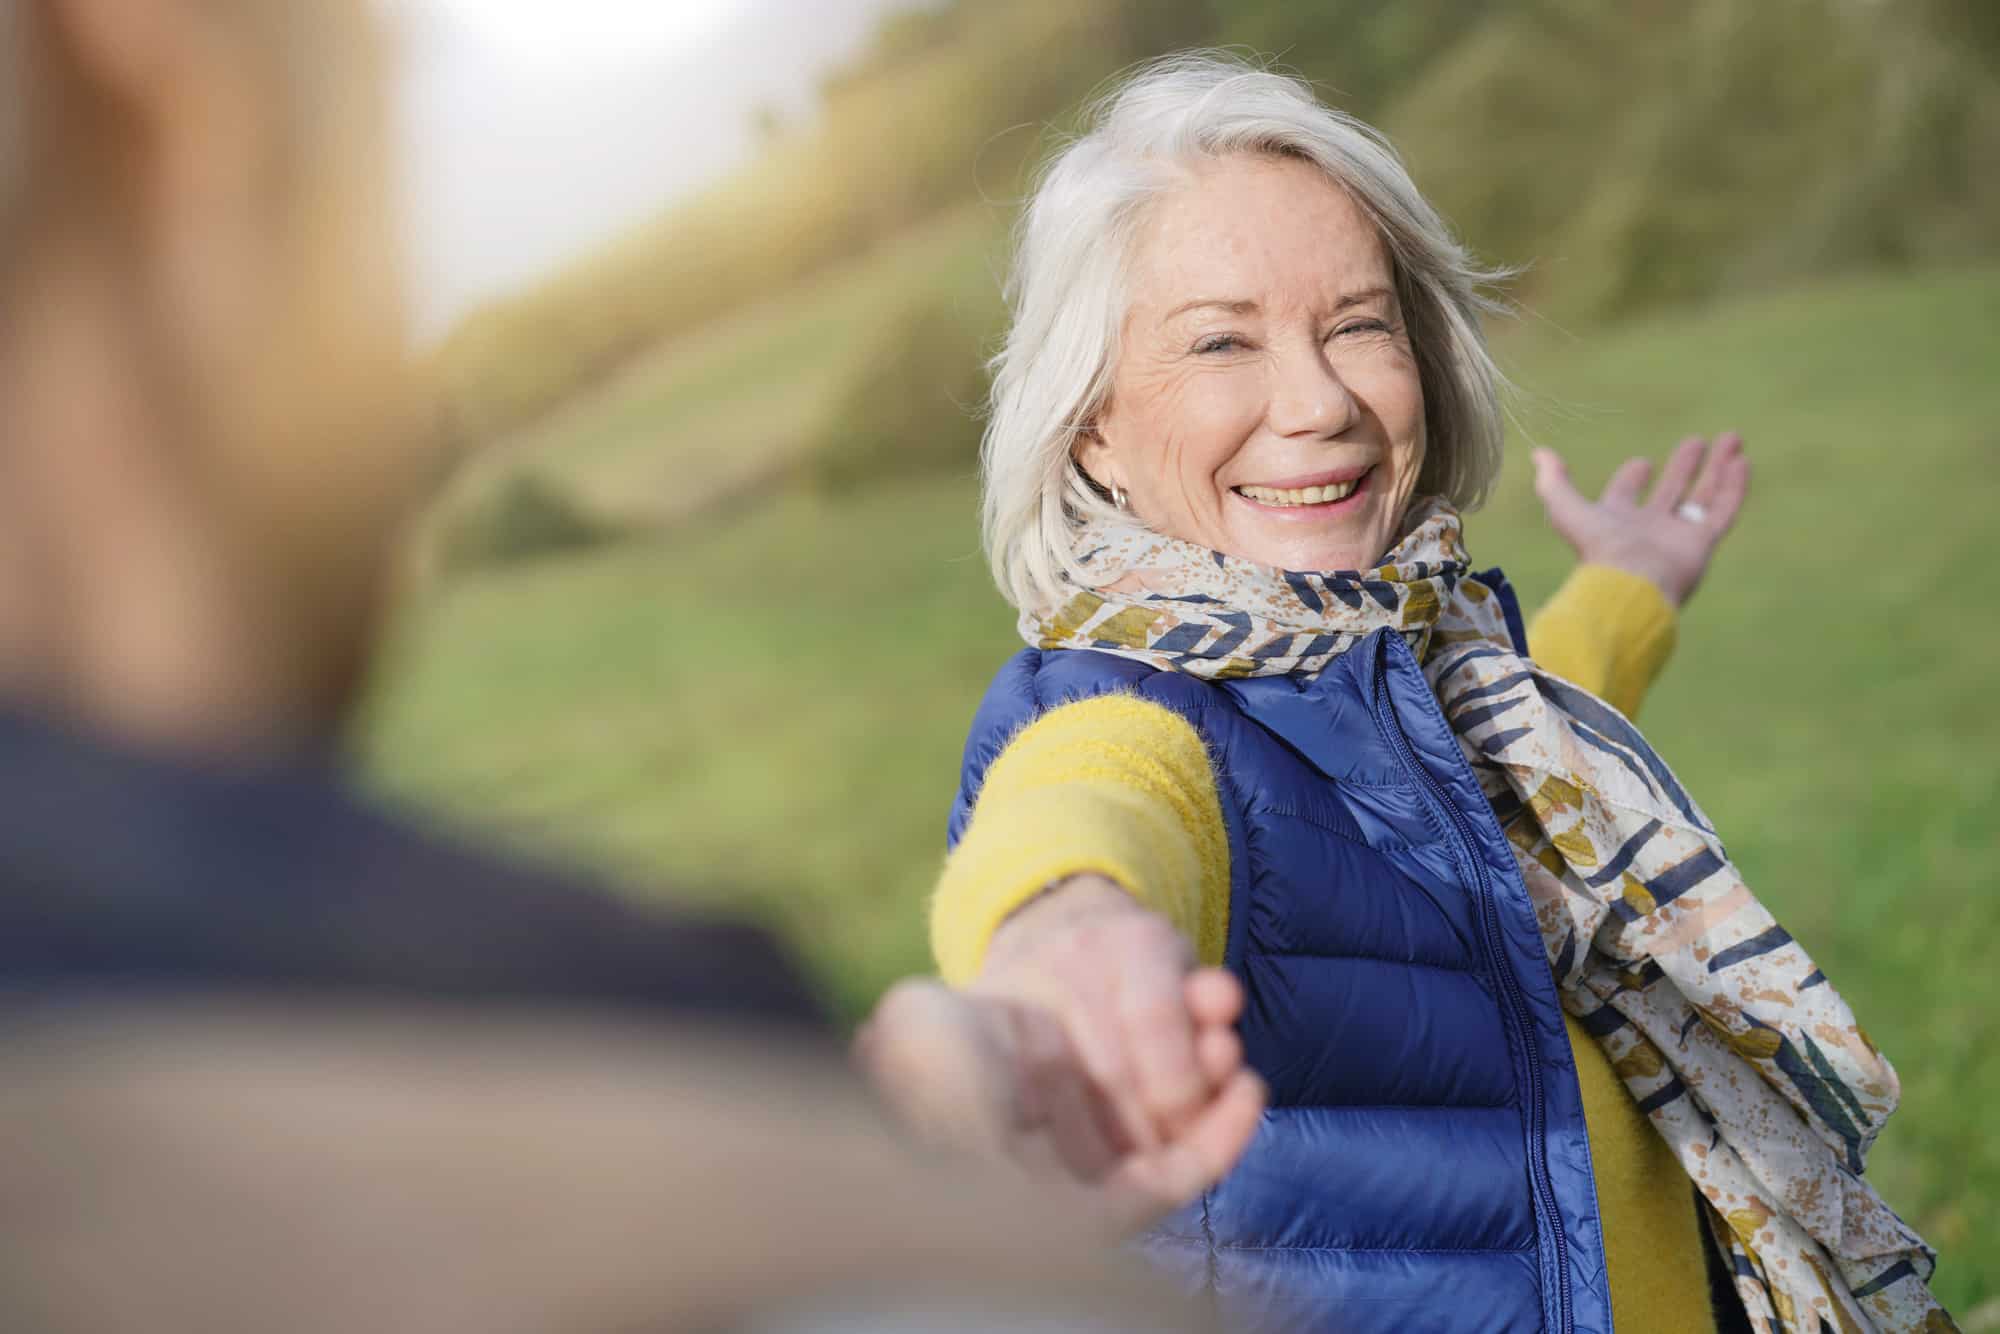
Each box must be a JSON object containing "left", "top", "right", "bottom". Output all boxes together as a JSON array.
[{"left": 948, "top": 580, "right": 1614, "bottom": 1334}]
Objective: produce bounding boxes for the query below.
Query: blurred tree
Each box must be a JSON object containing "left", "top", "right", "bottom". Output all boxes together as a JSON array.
[
  {"left": 440, "top": 472, "right": 625, "bottom": 572},
  {"left": 1213, "top": 0, "right": 1504, "bottom": 117},
  {"left": 804, "top": 288, "right": 995, "bottom": 492}
]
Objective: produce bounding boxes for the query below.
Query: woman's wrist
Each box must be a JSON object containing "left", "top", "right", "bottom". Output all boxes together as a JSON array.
[
  {"left": 1575, "top": 549, "right": 1693, "bottom": 608},
  {"left": 988, "top": 874, "right": 1141, "bottom": 966}
]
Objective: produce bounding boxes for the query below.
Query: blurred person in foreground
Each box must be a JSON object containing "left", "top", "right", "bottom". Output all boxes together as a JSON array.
[
  {"left": 916, "top": 53, "right": 1951, "bottom": 1334},
  {"left": 0, "top": 2, "right": 1256, "bottom": 1329}
]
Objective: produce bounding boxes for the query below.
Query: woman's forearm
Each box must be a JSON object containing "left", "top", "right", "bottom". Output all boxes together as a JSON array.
[
  {"left": 1525, "top": 564, "right": 1679, "bottom": 719},
  {"left": 931, "top": 694, "right": 1231, "bottom": 985}
]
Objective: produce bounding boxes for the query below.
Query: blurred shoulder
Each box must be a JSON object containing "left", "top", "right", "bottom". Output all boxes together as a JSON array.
[{"left": 0, "top": 709, "right": 829, "bottom": 1032}]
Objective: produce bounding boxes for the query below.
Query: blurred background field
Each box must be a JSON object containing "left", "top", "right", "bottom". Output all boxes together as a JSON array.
[{"left": 362, "top": 0, "right": 2000, "bottom": 1309}]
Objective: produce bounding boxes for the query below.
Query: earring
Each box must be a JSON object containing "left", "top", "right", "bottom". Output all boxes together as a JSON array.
[{"left": 1111, "top": 484, "right": 1129, "bottom": 512}]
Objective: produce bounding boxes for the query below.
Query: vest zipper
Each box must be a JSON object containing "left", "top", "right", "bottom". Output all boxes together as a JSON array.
[{"left": 1368, "top": 657, "right": 1574, "bottom": 1334}]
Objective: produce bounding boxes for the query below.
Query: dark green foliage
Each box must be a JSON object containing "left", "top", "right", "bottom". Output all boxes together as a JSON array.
[
  {"left": 803, "top": 289, "right": 998, "bottom": 491},
  {"left": 440, "top": 472, "right": 627, "bottom": 572},
  {"left": 1380, "top": 0, "right": 2000, "bottom": 323},
  {"left": 1212, "top": 0, "right": 1506, "bottom": 115}
]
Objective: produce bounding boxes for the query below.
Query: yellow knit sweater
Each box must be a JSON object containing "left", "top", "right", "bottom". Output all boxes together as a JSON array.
[{"left": 933, "top": 564, "right": 1713, "bottom": 1333}]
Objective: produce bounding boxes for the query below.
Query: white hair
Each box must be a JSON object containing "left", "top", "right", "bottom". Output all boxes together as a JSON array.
[{"left": 983, "top": 51, "right": 1512, "bottom": 611}]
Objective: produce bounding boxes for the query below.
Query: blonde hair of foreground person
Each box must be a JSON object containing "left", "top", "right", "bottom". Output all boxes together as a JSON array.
[
  {"left": 0, "top": 5, "right": 1226, "bottom": 1329},
  {"left": 0, "top": 1004, "right": 1216, "bottom": 1334},
  {"left": 0, "top": 0, "right": 430, "bottom": 755}
]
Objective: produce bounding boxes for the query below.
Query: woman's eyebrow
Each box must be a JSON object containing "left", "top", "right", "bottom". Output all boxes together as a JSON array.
[
  {"left": 1333, "top": 286, "right": 1396, "bottom": 311},
  {"left": 1163, "top": 297, "right": 1259, "bottom": 321},
  {"left": 1162, "top": 287, "right": 1395, "bottom": 322}
]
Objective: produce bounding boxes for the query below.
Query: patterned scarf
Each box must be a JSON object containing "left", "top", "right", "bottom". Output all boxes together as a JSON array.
[{"left": 1023, "top": 499, "right": 1952, "bottom": 1334}]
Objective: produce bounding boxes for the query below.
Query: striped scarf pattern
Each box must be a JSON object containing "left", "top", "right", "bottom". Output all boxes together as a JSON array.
[{"left": 1022, "top": 499, "right": 1952, "bottom": 1334}]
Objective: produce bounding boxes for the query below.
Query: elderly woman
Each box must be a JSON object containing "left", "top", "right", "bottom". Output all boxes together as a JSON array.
[{"left": 919, "top": 55, "right": 1947, "bottom": 1334}]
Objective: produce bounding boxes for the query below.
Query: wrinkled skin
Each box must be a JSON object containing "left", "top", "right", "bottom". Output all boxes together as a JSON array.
[{"left": 1079, "top": 154, "right": 1427, "bottom": 575}]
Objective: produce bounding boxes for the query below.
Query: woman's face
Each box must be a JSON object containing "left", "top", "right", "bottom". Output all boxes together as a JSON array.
[{"left": 1079, "top": 153, "right": 1427, "bottom": 572}]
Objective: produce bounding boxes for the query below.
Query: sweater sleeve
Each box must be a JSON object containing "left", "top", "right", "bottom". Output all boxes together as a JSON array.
[
  {"left": 1525, "top": 564, "right": 1679, "bottom": 720},
  {"left": 929, "top": 693, "right": 1232, "bottom": 986}
]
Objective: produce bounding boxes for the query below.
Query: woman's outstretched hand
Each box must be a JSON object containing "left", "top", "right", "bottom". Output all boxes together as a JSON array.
[
  {"left": 981, "top": 877, "right": 1252, "bottom": 1149},
  {"left": 1531, "top": 433, "right": 1751, "bottom": 607},
  {"left": 856, "top": 875, "right": 1264, "bottom": 1232}
]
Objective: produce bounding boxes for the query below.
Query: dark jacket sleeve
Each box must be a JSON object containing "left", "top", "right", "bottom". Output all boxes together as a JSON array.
[{"left": 0, "top": 713, "right": 829, "bottom": 1034}]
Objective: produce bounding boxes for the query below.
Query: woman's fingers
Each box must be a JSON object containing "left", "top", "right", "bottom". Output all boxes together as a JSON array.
[
  {"left": 859, "top": 970, "right": 1264, "bottom": 1243},
  {"left": 860, "top": 983, "right": 1137, "bottom": 1187},
  {"left": 1685, "top": 431, "right": 1739, "bottom": 506},
  {"left": 1599, "top": 455, "right": 1654, "bottom": 509},
  {"left": 977, "top": 884, "right": 1152, "bottom": 1152},
  {"left": 1686, "top": 431, "right": 1750, "bottom": 536},
  {"left": 1529, "top": 448, "right": 1592, "bottom": 550},
  {"left": 1103, "top": 1069, "right": 1268, "bottom": 1232},
  {"left": 978, "top": 879, "right": 1212, "bottom": 1152},
  {"left": 1704, "top": 450, "right": 1751, "bottom": 537},
  {"left": 1047, "top": 976, "right": 1152, "bottom": 1152},
  {"left": 1194, "top": 1025, "right": 1243, "bottom": 1089},
  {"left": 1183, "top": 967, "right": 1243, "bottom": 1028},
  {"left": 1116, "top": 930, "right": 1207, "bottom": 1140},
  {"left": 1007, "top": 1001, "right": 1124, "bottom": 1181},
  {"left": 856, "top": 980, "right": 1017, "bottom": 1157},
  {"left": 1643, "top": 435, "right": 1709, "bottom": 513}
]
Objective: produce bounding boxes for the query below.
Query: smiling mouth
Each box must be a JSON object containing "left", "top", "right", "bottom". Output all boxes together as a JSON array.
[{"left": 1233, "top": 467, "right": 1372, "bottom": 509}]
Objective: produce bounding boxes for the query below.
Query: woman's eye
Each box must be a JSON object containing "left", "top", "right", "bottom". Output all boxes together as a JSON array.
[
  {"left": 1331, "top": 320, "right": 1392, "bottom": 339},
  {"left": 1193, "top": 334, "right": 1245, "bottom": 354}
]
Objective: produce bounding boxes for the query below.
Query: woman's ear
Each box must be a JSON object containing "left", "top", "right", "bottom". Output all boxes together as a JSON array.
[{"left": 1073, "top": 424, "right": 1122, "bottom": 497}]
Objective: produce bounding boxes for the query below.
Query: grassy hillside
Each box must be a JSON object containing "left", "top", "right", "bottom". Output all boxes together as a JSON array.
[
  {"left": 432, "top": 204, "right": 1008, "bottom": 542},
  {"left": 429, "top": 0, "right": 2000, "bottom": 466},
  {"left": 366, "top": 265, "right": 2000, "bottom": 1311},
  {"left": 376, "top": 0, "right": 2000, "bottom": 1309}
]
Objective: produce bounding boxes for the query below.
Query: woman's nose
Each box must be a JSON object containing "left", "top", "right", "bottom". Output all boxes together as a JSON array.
[{"left": 1266, "top": 346, "right": 1359, "bottom": 439}]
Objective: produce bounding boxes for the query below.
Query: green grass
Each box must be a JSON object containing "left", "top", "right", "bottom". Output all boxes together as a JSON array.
[
  {"left": 1487, "top": 270, "right": 2000, "bottom": 1297},
  {"left": 364, "top": 266, "right": 2000, "bottom": 1311}
]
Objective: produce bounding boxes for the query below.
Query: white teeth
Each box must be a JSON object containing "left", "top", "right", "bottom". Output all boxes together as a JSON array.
[{"left": 1237, "top": 480, "right": 1360, "bottom": 507}]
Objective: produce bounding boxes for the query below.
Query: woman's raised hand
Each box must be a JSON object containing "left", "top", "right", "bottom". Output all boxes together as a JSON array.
[
  {"left": 856, "top": 874, "right": 1265, "bottom": 1231},
  {"left": 1530, "top": 433, "right": 1751, "bottom": 607}
]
